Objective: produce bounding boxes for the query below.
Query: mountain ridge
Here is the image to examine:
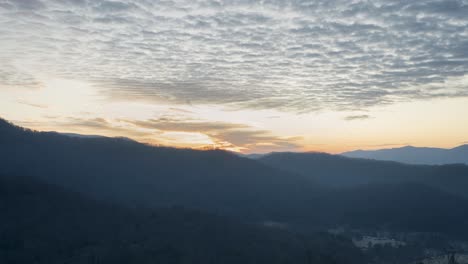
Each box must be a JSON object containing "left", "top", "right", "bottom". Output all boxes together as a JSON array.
[
  {"left": 2, "top": 118, "right": 468, "bottom": 239},
  {"left": 341, "top": 144, "right": 468, "bottom": 165},
  {"left": 258, "top": 151, "right": 468, "bottom": 199}
]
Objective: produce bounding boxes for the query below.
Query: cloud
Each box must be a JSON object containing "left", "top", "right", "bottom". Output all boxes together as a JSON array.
[
  {"left": 10, "top": 0, "right": 45, "bottom": 10},
  {"left": 344, "top": 114, "right": 371, "bottom": 121},
  {"left": 19, "top": 115, "right": 300, "bottom": 152},
  {"left": 124, "top": 117, "right": 248, "bottom": 133},
  {"left": 122, "top": 117, "right": 302, "bottom": 152},
  {"left": 2, "top": 0, "right": 468, "bottom": 112},
  {"left": 16, "top": 99, "right": 48, "bottom": 108},
  {"left": 362, "top": 143, "right": 411, "bottom": 148},
  {"left": 64, "top": 117, "right": 111, "bottom": 130},
  {"left": 37, "top": 117, "right": 154, "bottom": 138},
  {"left": 168, "top": 107, "right": 194, "bottom": 114},
  {"left": 0, "top": 66, "right": 42, "bottom": 89}
]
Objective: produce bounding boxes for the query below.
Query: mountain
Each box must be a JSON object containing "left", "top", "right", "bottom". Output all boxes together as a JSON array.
[
  {"left": 0, "top": 174, "right": 364, "bottom": 264},
  {"left": 258, "top": 152, "right": 468, "bottom": 199},
  {"left": 341, "top": 145, "right": 468, "bottom": 165},
  {"left": 60, "top": 132, "right": 135, "bottom": 142},
  {"left": 0, "top": 118, "right": 320, "bottom": 224},
  {"left": 241, "top": 153, "right": 267, "bottom": 159},
  {"left": 59, "top": 132, "right": 107, "bottom": 139},
  {"left": 2, "top": 118, "right": 468, "bottom": 240}
]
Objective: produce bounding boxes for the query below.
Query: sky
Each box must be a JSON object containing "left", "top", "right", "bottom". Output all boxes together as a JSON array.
[{"left": 1, "top": 0, "right": 468, "bottom": 153}]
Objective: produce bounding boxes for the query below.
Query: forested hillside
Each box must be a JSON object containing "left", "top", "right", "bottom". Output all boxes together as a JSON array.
[
  {"left": 2, "top": 119, "right": 468, "bottom": 242},
  {"left": 258, "top": 152, "right": 468, "bottom": 198},
  {"left": 0, "top": 175, "right": 364, "bottom": 264}
]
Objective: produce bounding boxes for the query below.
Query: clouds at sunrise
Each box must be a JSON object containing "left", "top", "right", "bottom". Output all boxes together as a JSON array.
[{"left": 1, "top": 0, "right": 468, "bottom": 152}]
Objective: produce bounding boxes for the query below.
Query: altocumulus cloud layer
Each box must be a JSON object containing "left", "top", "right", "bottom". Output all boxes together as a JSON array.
[{"left": 1, "top": 0, "right": 468, "bottom": 112}]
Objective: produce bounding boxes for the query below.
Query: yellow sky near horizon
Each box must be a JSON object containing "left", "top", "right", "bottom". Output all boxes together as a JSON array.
[
  {"left": 2, "top": 0, "right": 468, "bottom": 154},
  {"left": 1, "top": 77, "right": 468, "bottom": 154}
]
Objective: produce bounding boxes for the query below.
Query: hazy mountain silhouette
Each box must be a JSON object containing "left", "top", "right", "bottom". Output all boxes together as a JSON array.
[
  {"left": 258, "top": 152, "right": 468, "bottom": 199},
  {"left": 0, "top": 174, "right": 364, "bottom": 264},
  {"left": 60, "top": 132, "right": 107, "bottom": 138},
  {"left": 60, "top": 132, "right": 136, "bottom": 141},
  {"left": 241, "top": 153, "right": 268, "bottom": 159},
  {"left": 341, "top": 145, "right": 468, "bottom": 165},
  {"left": 2, "top": 118, "right": 468, "bottom": 239},
  {"left": 0, "top": 118, "right": 319, "bottom": 223}
]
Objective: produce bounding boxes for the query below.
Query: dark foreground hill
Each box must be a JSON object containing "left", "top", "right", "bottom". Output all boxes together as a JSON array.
[
  {"left": 258, "top": 152, "right": 468, "bottom": 198},
  {"left": 322, "top": 183, "right": 468, "bottom": 237},
  {"left": 0, "top": 175, "right": 364, "bottom": 264},
  {"left": 0, "top": 118, "right": 319, "bottom": 223}
]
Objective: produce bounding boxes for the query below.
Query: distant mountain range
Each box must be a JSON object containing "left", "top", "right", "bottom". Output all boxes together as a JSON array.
[
  {"left": 258, "top": 152, "right": 468, "bottom": 199},
  {"left": 341, "top": 145, "right": 468, "bottom": 165}
]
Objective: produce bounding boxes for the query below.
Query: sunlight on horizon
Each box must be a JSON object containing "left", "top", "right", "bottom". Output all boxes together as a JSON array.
[
  {"left": 1, "top": 0, "right": 468, "bottom": 154},
  {"left": 1, "top": 77, "right": 468, "bottom": 154}
]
